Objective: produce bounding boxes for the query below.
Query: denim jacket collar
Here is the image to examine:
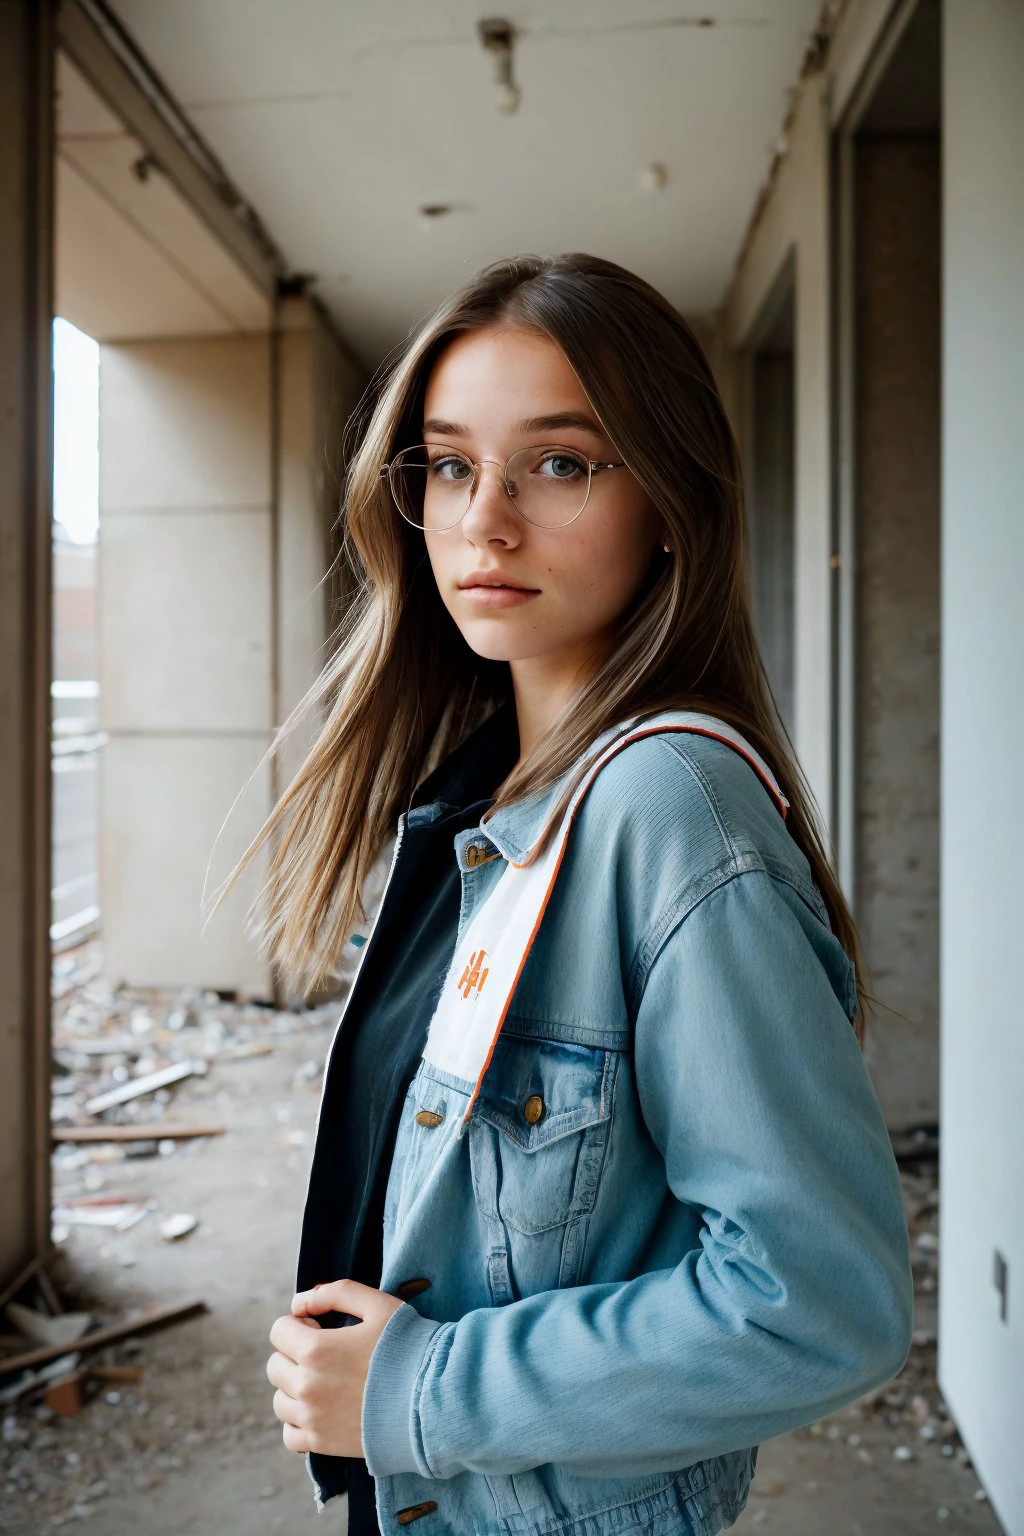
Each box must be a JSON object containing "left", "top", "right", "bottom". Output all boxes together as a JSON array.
[{"left": 411, "top": 704, "right": 654, "bottom": 868}]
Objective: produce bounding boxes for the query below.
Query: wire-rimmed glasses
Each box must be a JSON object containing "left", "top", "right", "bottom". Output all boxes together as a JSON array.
[{"left": 379, "top": 443, "right": 626, "bottom": 531}]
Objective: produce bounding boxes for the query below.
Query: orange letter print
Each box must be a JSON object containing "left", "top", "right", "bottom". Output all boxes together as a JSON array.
[{"left": 458, "top": 949, "right": 489, "bottom": 1000}]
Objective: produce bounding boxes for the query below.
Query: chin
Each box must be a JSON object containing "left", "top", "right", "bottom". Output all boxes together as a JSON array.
[{"left": 454, "top": 618, "right": 555, "bottom": 665}]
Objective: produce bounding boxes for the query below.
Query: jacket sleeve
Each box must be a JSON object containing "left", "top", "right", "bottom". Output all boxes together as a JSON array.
[{"left": 360, "top": 867, "right": 915, "bottom": 1481}]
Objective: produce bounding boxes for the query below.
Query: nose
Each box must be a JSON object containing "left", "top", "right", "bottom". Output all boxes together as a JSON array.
[{"left": 458, "top": 459, "right": 522, "bottom": 548}]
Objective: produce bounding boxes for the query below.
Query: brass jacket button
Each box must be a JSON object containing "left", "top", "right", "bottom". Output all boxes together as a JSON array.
[
  {"left": 396, "top": 1500, "right": 438, "bottom": 1524},
  {"left": 415, "top": 1109, "right": 444, "bottom": 1128},
  {"left": 396, "top": 1277, "right": 431, "bottom": 1298},
  {"left": 523, "top": 1094, "right": 545, "bottom": 1125}
]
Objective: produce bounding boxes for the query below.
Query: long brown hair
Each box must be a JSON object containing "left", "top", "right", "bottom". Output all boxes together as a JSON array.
[{"left": 221, "top": 252, "right": 866, "bottom": 1035}]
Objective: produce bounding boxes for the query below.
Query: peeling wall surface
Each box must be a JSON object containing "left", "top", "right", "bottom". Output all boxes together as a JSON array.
[{"left": 854, "top": 133, "right": 941, "bottom": 1130}]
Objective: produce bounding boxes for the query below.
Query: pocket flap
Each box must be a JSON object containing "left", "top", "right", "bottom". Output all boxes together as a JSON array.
[{"left": 473, "top": 1034, "right": 614, "bottom": 1150}]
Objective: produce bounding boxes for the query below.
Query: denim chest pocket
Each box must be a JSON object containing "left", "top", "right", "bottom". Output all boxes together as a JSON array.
[{"left": 471, "top": 1033, "right": 618, "bottom": 1239}]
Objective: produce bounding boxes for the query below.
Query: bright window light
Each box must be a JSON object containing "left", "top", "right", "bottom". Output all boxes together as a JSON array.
[{"left": 53, "top": 316, "right": 99, "bottom": 544}]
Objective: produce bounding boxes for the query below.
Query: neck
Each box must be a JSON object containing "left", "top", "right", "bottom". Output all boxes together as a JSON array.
[{"left": 508, "top": 643, "right": 600, "bottom": 766}]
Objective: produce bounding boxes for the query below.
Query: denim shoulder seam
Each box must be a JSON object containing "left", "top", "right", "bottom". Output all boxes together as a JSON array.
[
  {"left": 627, "top": 739, "right": 753, "bottom": 1003},
  {"left": 628, "top": 851, "right": 766, "bottom": 1004},
  {"left": 657, "top": 735, "right": 829, "bottom": 924},
  {"left": 761, "top": 855, "right": 831, "bottom": 926}
]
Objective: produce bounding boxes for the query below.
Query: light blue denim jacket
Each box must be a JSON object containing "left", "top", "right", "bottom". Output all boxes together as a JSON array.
[{"left": 308, "top": 722, "right": 914, "bottom": 1534}]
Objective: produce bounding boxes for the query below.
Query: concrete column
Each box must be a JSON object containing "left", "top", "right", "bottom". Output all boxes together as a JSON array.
[
  {"left": 98, "top": 300, "right": 365, "bottom": 995},
  {"left": 939, "top": 4, "right": 1024, "bottom": 1530},
  {"left": 0, "top": 0, "right": 54, "bottom": 1292},
  {"left": 99, "top": 332, "right": 277, "bottom": 995},
  {"left": 275, "top": 296, "right": 366, "bottom": 788}
]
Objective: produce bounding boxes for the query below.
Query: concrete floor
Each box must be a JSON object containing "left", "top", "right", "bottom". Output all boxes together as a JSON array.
[{"left": 0, "top": 974, "right": 1004, "bottom": 1536}]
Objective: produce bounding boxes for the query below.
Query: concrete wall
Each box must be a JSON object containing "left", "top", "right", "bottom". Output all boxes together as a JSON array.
[
  {"left": 854, "top": 134, "right": 941, "bottom": 1130},
  {"left": 938, "top": 4, "right": 1024, "bottom": 1531}
]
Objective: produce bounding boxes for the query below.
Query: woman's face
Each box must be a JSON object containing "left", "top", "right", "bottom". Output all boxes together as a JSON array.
[{"left": 417, "top": 324, "right": 663, "bottom": 679}]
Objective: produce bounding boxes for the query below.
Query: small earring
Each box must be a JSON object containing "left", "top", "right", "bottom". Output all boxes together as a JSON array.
[{"left": 662, "top": 543, "right": 671, "bottom": 553}]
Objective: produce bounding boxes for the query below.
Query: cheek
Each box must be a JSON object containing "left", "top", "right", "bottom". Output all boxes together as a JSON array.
[
  {"left": 422, "top": 536, "right": 459, "bottom": 609},
  {"left": 555, "top": 511, "right": 657, "bottom": 612}
]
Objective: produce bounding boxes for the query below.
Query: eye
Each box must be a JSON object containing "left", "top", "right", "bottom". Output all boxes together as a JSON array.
[
  {"left": 428, "top": 454, "right": 473, "bottom": 483},
  {"left": 536, "top": 450, "right": 587, "bottom": 480}
]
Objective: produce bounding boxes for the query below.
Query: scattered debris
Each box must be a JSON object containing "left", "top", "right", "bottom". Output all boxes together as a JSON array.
[
  {"left": 0, "top": 1350, "right": 83, "bottom": 1408},
  {"left": 0, "top": 938, "right": 347, "bottom": 1530},
  {"left": 0, "top": 1299, "right": 207, "bottom": 1380},
  {"left": 88, "top": 1364, "right": 140, "bottom": 1384},
  {"left": 158, "top": 1214, "right": 198, "bottom": 1243},
  {"left": 4, "top": 1304, "right": 91, "bottom": 1350},
  {"left": 217, "top": 1040, "right": 273, "bottom": 1062},
  {"left": 52, "top": 1200, "right": 153, "bottom": 1231},
  {"left": 84, "top": 1060, "right": 206, "bottom": 1116},
  {"left": 44, "top": 1370, "right": 88, "bottom": 1417}
]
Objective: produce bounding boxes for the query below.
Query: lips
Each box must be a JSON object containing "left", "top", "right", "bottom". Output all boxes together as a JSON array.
[
  {"left": 457, "top": 571, "right": 540, "bottom": 609},
  {"left": 457, "top": 570, "right": 537, "bottom": 592}
]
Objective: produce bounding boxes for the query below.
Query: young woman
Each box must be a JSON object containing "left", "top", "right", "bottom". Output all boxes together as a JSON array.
[{"left": 259, "top": 253, "right": 914, "bottom": 1535}]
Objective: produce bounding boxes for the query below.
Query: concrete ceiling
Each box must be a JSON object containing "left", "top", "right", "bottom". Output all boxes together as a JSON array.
[
  {"left": 108, "top": 0, "right": 823, "bottom": 369},
  {"left": 56, "top": 54, "right": 271, "bottom": 341}
]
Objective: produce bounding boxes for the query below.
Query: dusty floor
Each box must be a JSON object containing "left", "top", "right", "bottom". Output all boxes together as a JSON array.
[{"left": 0, "top": 950, "right": 1004, "bottom": 1535}]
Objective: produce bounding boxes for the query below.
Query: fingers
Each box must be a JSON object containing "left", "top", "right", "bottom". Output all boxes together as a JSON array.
[
  {"left": 291, "top": 1277, "right": 388, "bottom": 1322},
  {"left": 266, "top": 1347, "right": 304, "bottom": 1398},
  {"left": 270, "top": 1312, "right": 334, "bottom": 1363},
  {"left": 281, "top": 1420, "right": 313, "bottom": 1455},
  {"left": 271, "top": 1386, "right": 307, "bottom": 1429}
]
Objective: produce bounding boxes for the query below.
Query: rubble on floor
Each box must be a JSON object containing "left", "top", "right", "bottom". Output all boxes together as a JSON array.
[{"left": 0, "top": 941, "right": 341, "bottom": 1532}]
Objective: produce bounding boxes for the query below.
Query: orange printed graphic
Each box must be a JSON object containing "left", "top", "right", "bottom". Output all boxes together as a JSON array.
[{"left": 458, "top": 949, "right": 489, "bottom": 999}]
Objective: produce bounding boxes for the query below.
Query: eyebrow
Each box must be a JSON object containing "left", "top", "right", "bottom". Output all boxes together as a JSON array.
[{"left": 421, "top": 410, "right": 608, "bottom": 440}]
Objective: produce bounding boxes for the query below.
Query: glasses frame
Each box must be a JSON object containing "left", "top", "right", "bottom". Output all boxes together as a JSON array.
[{"left": 379, "top": 442, "right": 626, "bottom": 530}]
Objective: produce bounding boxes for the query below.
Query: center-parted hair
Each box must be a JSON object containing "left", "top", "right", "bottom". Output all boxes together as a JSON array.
[{"left": 220, "top": 252, "right": 866, "bottom": 1030}]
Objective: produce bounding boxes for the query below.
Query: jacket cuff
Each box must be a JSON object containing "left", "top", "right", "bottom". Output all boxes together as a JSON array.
[{"left": 361, "top": 1301, "right": 451, "bottom": 1479}]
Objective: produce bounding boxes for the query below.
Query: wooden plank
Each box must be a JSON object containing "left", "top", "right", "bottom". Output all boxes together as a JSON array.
[
  {"left": 0, "top": 1298, "right": 207, "bottom": 1377},
  {"left": 52, "top": 1123, "right": 225, "bottom": 1143}
]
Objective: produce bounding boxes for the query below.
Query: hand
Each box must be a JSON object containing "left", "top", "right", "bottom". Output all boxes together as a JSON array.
[{"left": 267, "top": 1279, "right": 405, "bottom": 1457}]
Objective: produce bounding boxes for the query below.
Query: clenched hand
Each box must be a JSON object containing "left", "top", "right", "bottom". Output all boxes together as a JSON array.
[{"left": 267, "top": 1279, "right": 405, "bottom": 1457}]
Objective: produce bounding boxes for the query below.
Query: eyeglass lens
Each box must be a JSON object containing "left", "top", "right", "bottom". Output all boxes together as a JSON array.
[{"left": 389, "top": 445, "right": 591, "bottom": 529}]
